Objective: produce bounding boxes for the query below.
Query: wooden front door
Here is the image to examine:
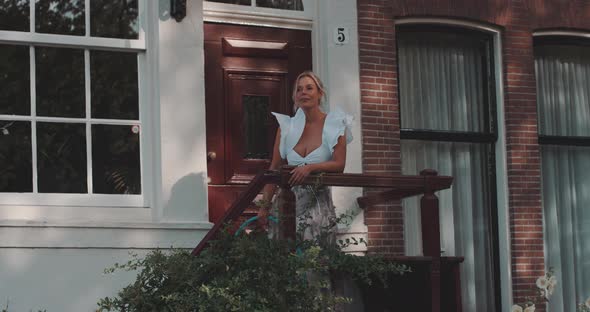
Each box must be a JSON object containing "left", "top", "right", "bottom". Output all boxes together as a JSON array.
[{"left": 204, "top": 23, "right": 312, "bottom": 223}]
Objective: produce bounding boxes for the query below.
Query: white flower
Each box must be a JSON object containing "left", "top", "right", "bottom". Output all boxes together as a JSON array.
[
  {"left": 524, "top": 304, "right": 535, "bottom": 312},
  {"left": 546, "top": 283, "right": 555, "bottom": 298},
  {"left": 536, "top": 276, "right": 549, "bottom": 289},
  {"left": 511, "top": 304, "right": 523, "bottom": 312},
  {"left": 585, "top": 297, "right": 590, "bottom": 308}
]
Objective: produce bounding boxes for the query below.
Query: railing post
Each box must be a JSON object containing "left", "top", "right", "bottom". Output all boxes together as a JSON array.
[
  {"left": 278, "top": 184, "right": 296, "bottom": 240},
  {"left": 420, "top": 169, "right": 441, "bottom": 312}
]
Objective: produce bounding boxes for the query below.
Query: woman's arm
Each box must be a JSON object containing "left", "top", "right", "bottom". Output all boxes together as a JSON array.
[
  {"left": 261, "top": 129, "right": 284, "bottom": 202},
  {"left": 288, "top": 135, "right": 347, "bottom": 185}
]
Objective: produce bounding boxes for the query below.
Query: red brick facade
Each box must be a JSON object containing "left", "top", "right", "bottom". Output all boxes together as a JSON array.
[{"left": 357, "top": 0, "right": 590, "bottom": 308}]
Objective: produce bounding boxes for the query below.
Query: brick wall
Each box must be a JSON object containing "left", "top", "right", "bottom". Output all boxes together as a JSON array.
[
  {"left": 357, "top": 0, "right": 403, "bottom": 255},
  {"left": 356, "top": 0, "right": 590, "bottom": 308}
]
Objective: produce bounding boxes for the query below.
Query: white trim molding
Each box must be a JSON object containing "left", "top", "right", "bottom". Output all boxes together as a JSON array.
[
  {"left": 533, "top": 30, "right": 590, "bottom": 39},
  {"left": 203, "top": 0, "right": 313, "bottom": 30}
]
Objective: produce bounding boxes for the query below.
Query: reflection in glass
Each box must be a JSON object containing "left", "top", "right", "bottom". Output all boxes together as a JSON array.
[
  {"left": 0, "top": 121, "right": 32, "bottom": 192},
  {"left": 206, "top": 0, "right": 251, "bottom": 5},
  {"left": 256, "top": 0, "right": 303, "bottom": 10},
  {"left": 92, "top": 125, "right": 141, "bottom": 194},
  {"left": 36, "top": 47, "right": 85, "bottom": 118},
  {"left": 0, "top": 45, "right": 30, "bottom": 115},
  {"left": 37, "top": 122, "right": 87, "bottom": 193},
  {"left": 0, "top": 0, "right": 29, "bottom": 31},
  {"left": 91, "top": 51, "right": 138, "bottom": 120},
  {"left": 91, "top": 0, "right": 138, "bottom": 39},
  {"left": 35, "top": 0, "right": 84, "bottom": 36},
  {"left": 243, "top": 95, "right": 270, "bottom": 159}
]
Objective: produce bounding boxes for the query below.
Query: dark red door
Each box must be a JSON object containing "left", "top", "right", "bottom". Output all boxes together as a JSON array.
[{"left": 204, "top": 23, "right": 312, "bottom": 223}]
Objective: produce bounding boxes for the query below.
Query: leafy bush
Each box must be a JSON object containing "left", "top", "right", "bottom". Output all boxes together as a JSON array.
[{"left": 97, "top": 229, "right": 410, "bottom": 312}]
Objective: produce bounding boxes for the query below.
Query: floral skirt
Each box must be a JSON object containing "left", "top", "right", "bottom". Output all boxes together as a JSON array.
[{"left": 270, "top": 185, "right": 337, "bottom": 244}]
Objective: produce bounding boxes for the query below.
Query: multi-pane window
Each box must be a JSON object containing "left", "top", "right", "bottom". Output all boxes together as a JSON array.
[
  {"left": 0, "top": 0, "right": 145, "bottom": 206},
  {"left": 535, "top": 37, "right": 590, "bottom": 312},
  {"left": 397, "top": 25, "right": 498, "bottom": 311},
  {"left": 205, "top": 0, "right": 304, "bottom": 11}
]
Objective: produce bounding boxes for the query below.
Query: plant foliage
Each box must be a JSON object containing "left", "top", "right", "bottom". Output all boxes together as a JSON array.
[{"left": 98, "top": 228, "right": 410, "bottom": 312}]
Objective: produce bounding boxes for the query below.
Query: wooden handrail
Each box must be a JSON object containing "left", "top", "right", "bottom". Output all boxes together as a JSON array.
[
  {"left": 193, "top": 166, "right": 452, "bottom": 255},
  {"left": 192, "top": 166, "right": 455, "bottom": 312}
]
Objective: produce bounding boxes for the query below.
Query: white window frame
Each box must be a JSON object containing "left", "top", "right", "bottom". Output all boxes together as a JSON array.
[
  {"left": 0, "top": 0, "right": 153, "bottom": 208},
  {"left": 203, "top": 0, "right": 314, "bottom": 30}
]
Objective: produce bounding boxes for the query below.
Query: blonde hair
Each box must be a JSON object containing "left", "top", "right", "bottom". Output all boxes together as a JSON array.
[{"left": 292, "top": 71, "right": 326, "bottom": 109}]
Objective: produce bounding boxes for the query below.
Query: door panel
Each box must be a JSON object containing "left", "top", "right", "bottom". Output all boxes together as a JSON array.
[{"left": 204, "top": 23, "right": 312, "bottom": 223}]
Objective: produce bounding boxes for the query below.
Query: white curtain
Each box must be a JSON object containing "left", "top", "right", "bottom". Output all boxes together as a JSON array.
[
  {"left": 398, "top": 32, "right": 497, "bottom": 312},
  {"left": 536, "top": 44, "right": 590, "bottom": 312}
]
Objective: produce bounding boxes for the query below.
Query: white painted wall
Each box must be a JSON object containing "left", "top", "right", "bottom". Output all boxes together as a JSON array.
[
  {"left": 0, "top": 0, "right": 368, "bottom": 309},
  {"left": 315, "top": 0, "right": 368, "bottom": 252},
  {"left": 0, "top": 1, "right": 212, "bottom": 311}
]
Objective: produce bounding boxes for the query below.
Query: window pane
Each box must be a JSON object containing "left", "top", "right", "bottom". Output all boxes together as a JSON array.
[
  {"left": 535, "top": 45, "right": 590, "bottom": 136},
  {"left": 256, "top": 0, "right": 303, "bottom": 10},
  {"left": 0, "top": 0, "right": 29, "bottom": 31},
  {"left": 398, "top": 32, "right": 487, "bottom": 132},
  {"left": 402, "top": 140, "right": 496, "bottom": 311},
  {"left": 541, "top": 145, "right": 590, "bottom": 312},
  {"left": 35, "top": 0, "right": 85, "bottom": 36},
  {"left": 243, "top": 95, "right": 270, "bottom": 159},
  {"left": 0, "top": 44, "right": 30, "bottom": 115},
  {"left": 90, "top": 50, "right": 138, "bottom": 119},
  {"left": 92, "top": 124, "right": 140, "bottom": 194},
  {"left": 0, "top": 120, "right": 31, "bottom": 192},
  {"left": 36, "top": 47, "right": 85, "bottom": 118},
  {"left": 90, "top": 0, "right": 138, "bottom": 39},
  {"left": 206, "top": 0, "right": 251, "bottom": 5},
  {"left": 37, "top": 122, "right": 87, "bottom": 193}
]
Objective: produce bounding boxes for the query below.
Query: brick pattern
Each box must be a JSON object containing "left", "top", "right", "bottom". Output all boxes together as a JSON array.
[
  {"left": 357, "top": 0, "right": 590, "bottom": 309},
  {"left": 503, "top": 1, "right": 545, "bottom": 308},
  {"left": 357, "top": 0, "right": 404, "bottom": 255}
]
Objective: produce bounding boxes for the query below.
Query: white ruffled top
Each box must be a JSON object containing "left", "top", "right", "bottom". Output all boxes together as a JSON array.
[{"left": 271, "top": 108, "right": 354, "bottom": 166}]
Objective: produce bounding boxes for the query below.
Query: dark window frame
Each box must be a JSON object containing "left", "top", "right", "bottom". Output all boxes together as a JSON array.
[{"left": 395, "top": 24, "right": 501, "bottom": 310}]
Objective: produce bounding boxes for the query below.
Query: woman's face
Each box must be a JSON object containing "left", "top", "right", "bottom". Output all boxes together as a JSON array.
[{"left": 295, "top": 76, "right": 322, "bottom": 109}]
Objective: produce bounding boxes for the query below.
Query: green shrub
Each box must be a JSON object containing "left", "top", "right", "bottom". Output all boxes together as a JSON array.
[{"left": 97, "top": 228, "right": 410, "bottom": 312}]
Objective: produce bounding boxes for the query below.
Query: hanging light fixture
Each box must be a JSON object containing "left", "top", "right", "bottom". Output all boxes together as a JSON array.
[{"left": 170, "top": 0, "right": 187, "bottom": 22}]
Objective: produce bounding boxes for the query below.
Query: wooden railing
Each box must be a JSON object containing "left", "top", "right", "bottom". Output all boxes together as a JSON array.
[{"left": 192, "top": 166, "right": 459, "bottom": 312}]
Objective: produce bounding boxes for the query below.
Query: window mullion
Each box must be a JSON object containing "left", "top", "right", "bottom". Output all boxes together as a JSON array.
[
  {"left": 30, "top": 45, "right": 38, "bottom": 194},
  {"left": 29, "top": 0, "right": 35, "bottom": 33},
  {"left": 85, "top": 49, "right": 93, "bottom": 195},
  {"left": 85, "top": 0, "right": 90, "bottom": 37}
]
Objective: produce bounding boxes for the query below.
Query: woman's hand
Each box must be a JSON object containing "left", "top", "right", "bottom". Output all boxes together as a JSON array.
[{"left": 289, "top": 165, "right": 314, "bottom": 185}]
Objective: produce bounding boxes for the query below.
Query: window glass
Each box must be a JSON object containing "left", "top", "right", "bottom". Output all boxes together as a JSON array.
[
  {"left": 0, "top": 0, "right": 29, "bottom": 31},
  {"left": 242, "top": 95, "right": 270, "bottom": 159},
  {"left": 35, "top": 0, "right": 85, "bottom": 36},
  {"left": 90, "top": 0, "right": 139, "bottom": 39},
  {"left": 536, "top": 44, "right": 590, "bottom": 136},
  {"left": 256, "top": 0, "right": 303, "bottom": 10},
  {"left": 91, "top": 50, "right": 139, "bottom": 119},
  {"left": 0, "top": 120, "right": 32, "bottom": 192},
  {"left": 92, "top": 124, "right": 141, "bottom": 194},
  {"left": 0, "top": 44, "right": 30, "bottom": 115},
  {"left": 398, "top": 27, "right": 497, "bottom": 312},
  {"left": 206, "top": 0, "right": 251, "bottom": 5},
  {"left": 398, "top": 32, "right": 487, "bottom": 132},
  {"left": 36, "top": 46, "right": 85, "bottom": 118},
  {"left": 37, "top": 122, "right": 87, "bottom": 193}
]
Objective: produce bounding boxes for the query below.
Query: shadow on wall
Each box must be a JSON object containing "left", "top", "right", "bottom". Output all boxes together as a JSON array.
[{"left": 163, "top": 172, "right": 208, "bottom": 222}]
